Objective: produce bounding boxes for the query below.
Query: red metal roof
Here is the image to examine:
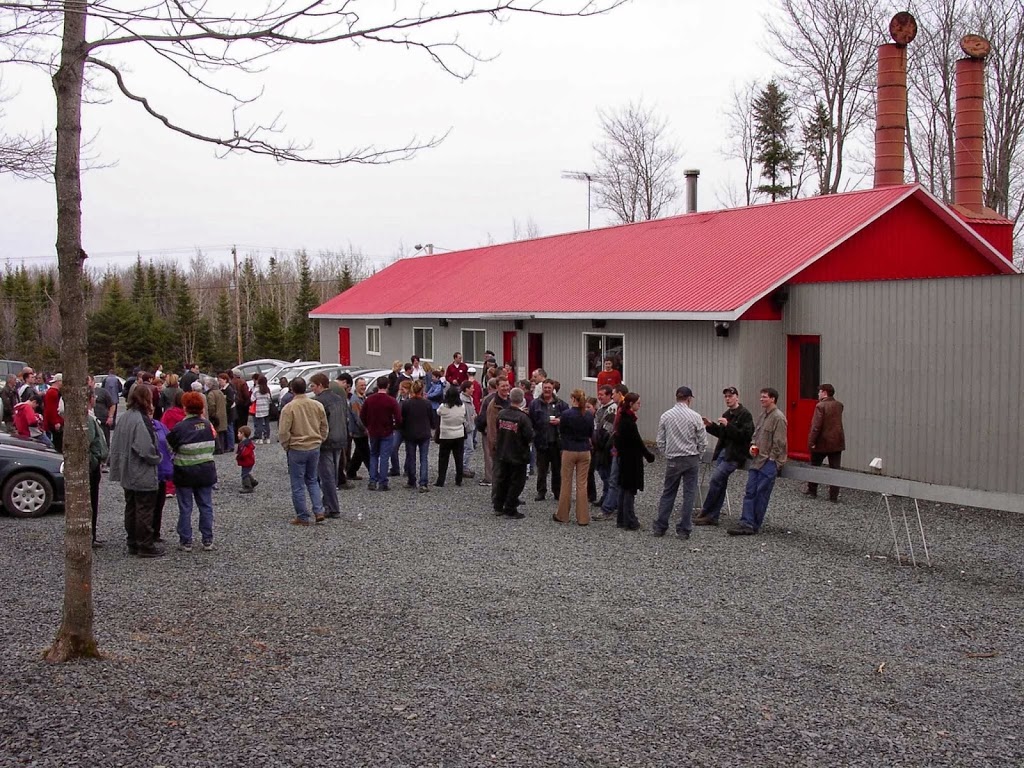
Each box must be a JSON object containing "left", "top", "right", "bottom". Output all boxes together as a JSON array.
[{"left": 312, "top": 184, "right": 1015, "bottom": 320}]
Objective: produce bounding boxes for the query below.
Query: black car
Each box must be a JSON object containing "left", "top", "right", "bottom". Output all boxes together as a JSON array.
[{"left": 0, "top": 432, "right": 65, "bottom": 518}]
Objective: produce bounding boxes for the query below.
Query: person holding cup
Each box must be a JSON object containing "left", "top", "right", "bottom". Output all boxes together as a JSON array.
[
  {"left": 728, "top": 388, "right": 788, "bottom": 537},
  {"left": 528, "top": 379, "right": 569, "bottom": 501}
]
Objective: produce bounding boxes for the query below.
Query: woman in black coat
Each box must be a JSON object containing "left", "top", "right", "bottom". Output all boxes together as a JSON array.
[{"left": 614, "top": 393, "right": 654, "bottom": 531}]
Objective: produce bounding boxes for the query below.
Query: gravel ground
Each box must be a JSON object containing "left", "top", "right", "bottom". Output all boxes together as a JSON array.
[{"left": 1, "top": 428, "right": 1022, "bottom": 767}]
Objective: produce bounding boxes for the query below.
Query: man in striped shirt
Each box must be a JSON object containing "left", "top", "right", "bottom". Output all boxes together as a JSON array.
[{"left": 653, "top": 386, "right": 707, "bottom": 540}]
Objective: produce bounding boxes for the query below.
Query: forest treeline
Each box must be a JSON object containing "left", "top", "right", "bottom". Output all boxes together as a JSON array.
[{"left": 0, "top": 248, "right": 373, "bottom": 374}]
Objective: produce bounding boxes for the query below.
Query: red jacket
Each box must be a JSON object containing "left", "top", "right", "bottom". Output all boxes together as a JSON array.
[
  {"left": 42, "top": 386, "right": 63, "bottom": 432},
  {"left": 235, "top": 438, "right": 256, "bottom": 468},
  {"left": 596, "top": 369, "right": 622, "bottom": 390}
]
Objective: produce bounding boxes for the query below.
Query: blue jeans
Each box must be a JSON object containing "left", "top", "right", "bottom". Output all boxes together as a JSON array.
[
  {"left": 601, "top": 455, "right": 621, "bottom": 514},
  {"left": 176, "top": 484, "right": 214, "bottom": 545},
  {"left": 390, "top": 434, "right": 403, "bottom": 473},
  {"left": 404, "top": 438, "right": 430, "bottom": 487},
  {"left": 463, "top": 427, "right": 476, "bottom": 471},
  {"left": 369, "top": 434, "right": 394, "bottom": 487},
  {"left": 287, "top": 447, "right": 323, "bottom": 520},
  {"left": 739, "top": 460, "right": 778, "bottom": 531},
  {"left": 654, "top": 455, "right": 699, "bottom": 534},
  {"left": 702, "top": 457, "right": 739, "bottom": 521},
  {"left": 224, "top": 425, "right": 236, "bottom": 451},
  {"left": 253, "top": 416, "right": 270, "bottom": 440}
]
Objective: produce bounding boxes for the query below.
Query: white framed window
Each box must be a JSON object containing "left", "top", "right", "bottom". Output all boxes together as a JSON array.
[
  {"left": 413, "top": 327, "right": 434, "bottom": 361},
  {"left": 366, "top": 325, "right": 381, "bottom": 356},
  {"left": 583, "top": 332, "right": 624, "bottom": 381},
  {"left": 461, "top": 329, "right": 486, "bottom": 365}
]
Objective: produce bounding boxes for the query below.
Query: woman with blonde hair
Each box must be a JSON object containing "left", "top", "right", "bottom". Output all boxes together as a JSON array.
[
  {"left": 554, "top": 389, "right": 595, "bottom": 526},
  {"left": 387, "top": 360, "right": 402, "bottom": 397}
]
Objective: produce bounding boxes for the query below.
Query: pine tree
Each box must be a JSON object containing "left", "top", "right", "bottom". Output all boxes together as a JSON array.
[
  {"left": 287, "top": 251, "right": 320, "bottom": 360},
  {"left": 335, "top": 263, "right": 356, "bottom": 295},
  {"left": 252, "top": 305, "right": 286, "bottom": 360},
  {"left": 802, "top": 100, "right": 834, "bottom": 197},
  {"left": 174, "top": 280, "right": 201, "bottom": 367},
  {"left": 753, "top": 80, "right": 800, "bottom": 202},
  {"left": 213, "top": 290, "right": 235, "bottom": 370},
  {"left": 88, "top": 278, "right": 136, "bottom": 371},
  {"left": 14, "top": 267, "right": 37, "bottom": 360},
  {"left": 130, "top": 255, "right": 147, "bottom": 305}
]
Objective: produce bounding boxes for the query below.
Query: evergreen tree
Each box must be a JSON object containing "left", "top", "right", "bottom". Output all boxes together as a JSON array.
[
  {"left": 753, "top": 80, "right": 800, "bottom": 202},
  {"left": 173, "top": 280, "right": 201, "bottom": 367},
  {"left": 131, "top": 255, "right": 147, "bottom": 305},
  {"left": 156, "top": 266, "right": 169, "bottom": 315},
  {"left": 287, "top": 251, "right": 319, "bottom": 360},
  {"left": 802, "top": 100, "right": 834, "bottom": 197},
  {"left": 213, "top": 290, "right": 235, "bottom": 370},
  {"left": 252, "top": 305, "right": 286, "bottom": 360},
  {"left": 88, "top": 279, "right": 136, "bottom": 371},
  {"left": 146, "top": 262, "right": 159, "bottom": 305},
  {"left": 14, "top": 267, "right": 37, "bottom": 360},
  {"left": 335, "top": 263, "right": 356, "bottom": 295}
]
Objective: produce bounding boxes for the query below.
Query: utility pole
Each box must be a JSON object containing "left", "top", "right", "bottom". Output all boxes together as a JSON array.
[
  {"left": 232, "top": 245, "right": 243, "bottom": 365},
  {"left": 561, "top": 170, "right": 596, "bottom": 229}
]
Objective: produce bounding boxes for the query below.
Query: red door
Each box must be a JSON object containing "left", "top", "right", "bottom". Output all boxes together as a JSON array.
[
  {"left": 502, "top": 331, "right": 516, "bottom": 369},
  {"left": 338, "top": 327, "right": 351, "bottom": 366},
  {"left": 786, "top": 335, "right": 820, "bottom": 461},
  {"left": 528, "top": 333, "right": 543, "bottom": 376}
]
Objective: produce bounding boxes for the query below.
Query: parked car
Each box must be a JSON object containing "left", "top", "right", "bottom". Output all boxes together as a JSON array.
[
  {"left": 0, "top": 433, "right": 65, "bottom": 518},
  {"left": 0, "top": 359, "right": 28, "bottom": 377},
  {"left": 267, "top": 361, "right": 322, "bottom": 401},
  {"left": 92, "top": 373, "right": 126, "bottom": 398},
  {"left": 233, "top": 358, "right": 290, "bottom": 380}
]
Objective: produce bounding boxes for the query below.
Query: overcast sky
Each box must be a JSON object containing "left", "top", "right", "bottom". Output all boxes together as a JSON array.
[{"left": 0, "top": 0, "right": 778, "bottom": 271}]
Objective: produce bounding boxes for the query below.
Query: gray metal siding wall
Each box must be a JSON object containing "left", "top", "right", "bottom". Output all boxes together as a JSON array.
[
  {"left": 737, "top": 321, "right": 785, "bottom": 406},
  {"left": 785, "top": 276, "right": 1024, "bottom": 494},
  {"left": 507, "top": 319, "right": 740, "bottom": 439},
  {"left": 319, "top": 319, "right": 512, "bottom": 371}
]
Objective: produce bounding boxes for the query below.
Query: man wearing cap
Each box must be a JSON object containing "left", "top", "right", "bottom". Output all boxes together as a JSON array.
[
  {"left": 492, "top": 387, "right": 534, "bottom": 519},
  {"left": 653, "top": 386, "right": 707, "bottom": 539},
  {"left": 728, "top": 387, "right": 787, "bottom": 536},
  {"left": 445, "top": 352, "right": 470, "bottom": 387},
  {"left": 695, "top": 387, "right": 755, "bottom": 526}
]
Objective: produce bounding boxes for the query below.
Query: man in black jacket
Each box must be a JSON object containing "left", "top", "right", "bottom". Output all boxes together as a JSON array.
[
  {"left": 311, "top": 373, "right": 347, "bottom": 517},
  {"left": 493, "top": 388, "right": 534, "bottom": 519},
  {"left": 695, "top": 386, "right": 754, "bottom": 526}
]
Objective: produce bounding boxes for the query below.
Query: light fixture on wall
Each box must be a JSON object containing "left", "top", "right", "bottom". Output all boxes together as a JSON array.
[
  {"left": 384, "top": 318, "right": 392, "bottom": 327},
  {"left": 439, "top": 318, "right": 449, "bottom": 327},
  {"left": 514, "top": 319, "right": 525, "bottom": 330},
  {"left": 714, "top": 321, "right": 730, "bottom": 338},
  {"left": 591, "top": 319, "right": 607, "bottom": 329},
  {"left": 772, "top": 288, "right": 790, "bottom": 309}
]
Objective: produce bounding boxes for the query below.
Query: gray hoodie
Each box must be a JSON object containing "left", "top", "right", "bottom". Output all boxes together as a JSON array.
[{"left": 108, "top": 408, "right": 161, "bottom": 491}]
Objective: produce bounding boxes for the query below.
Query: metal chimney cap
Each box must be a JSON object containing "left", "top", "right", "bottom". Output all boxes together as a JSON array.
[
  {"left": 683, "top": 169, "right": 701, "bottom": 177},
  {"left": 960, "top": 34, "right": 991, "bottom": 59},
  {"left": 889, "top": 12, "right": 917, "bottom": 46}
]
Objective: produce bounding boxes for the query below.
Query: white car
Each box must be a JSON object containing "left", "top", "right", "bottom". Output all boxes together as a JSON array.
[{"left": 233, "top": 358, "right": 289, "bottom": 380}]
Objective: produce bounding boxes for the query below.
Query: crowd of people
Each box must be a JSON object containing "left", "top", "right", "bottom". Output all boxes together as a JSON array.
[{"left": 2, "top": 351, "right": 847, "bottom": 556}]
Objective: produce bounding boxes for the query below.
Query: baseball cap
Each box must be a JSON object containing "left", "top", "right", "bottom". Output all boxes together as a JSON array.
[
  {"left": 467, "top": 367, "right": 477, "bottom": 374},
  {"left": 676, "top": 386, "right": 694, "bottom": 399},
  {"left": 722, "top": 386, "right": 739, "bottom": 396}
]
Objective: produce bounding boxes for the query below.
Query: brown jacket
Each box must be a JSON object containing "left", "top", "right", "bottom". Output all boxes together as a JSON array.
[
  {"left": 808, "top": 397, "right": 845, "bottom": 453},
  {"left": 750, "top": 405, "right": 787, "bottom": 470},
  {"left": 206, "top": 388, "right": 227, "bottom": 432}
]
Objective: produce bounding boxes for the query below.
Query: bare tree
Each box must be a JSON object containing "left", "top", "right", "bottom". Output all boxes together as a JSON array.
[
  {"left": 906, "top": 0, "right": 1024, "bottom": 260},
  {"left": 591, "top": 101, "right": 682, "bottom": 223},
  {"left": 721, "top": 80, "right": 759, "bottom": 206},
  {"left": 0, "top": 81, "right": 55, "bottom": 179},
  {"left": 977, "top": 0, "right": 1024, "bottom": 238},
  {"left": 906, "top": 0, "right": 971, "bottom": 201},
  {"left": 765, "top": 0, "right": 886, "bottom": 195},
  {"left": 0, "top": 0, "right": 626, "bottom": 663}
]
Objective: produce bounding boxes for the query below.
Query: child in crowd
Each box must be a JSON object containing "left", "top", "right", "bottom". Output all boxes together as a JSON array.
[{"left": 236, "top": 425, "right": 257, "bottom": 493}]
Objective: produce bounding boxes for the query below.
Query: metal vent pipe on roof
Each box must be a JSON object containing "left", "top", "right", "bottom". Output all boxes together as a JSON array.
[
  {"left": 874, "top": 44, "right": 909, "bottom": 187},
  {"left": 954, "top": 35, "right": 991, "bottom": 215},
  {"left": 874, "top": 14, "right": 916, "bottom": 188},
  {"left": 684, "top": 169, "right": 699, "bottom": 213}
]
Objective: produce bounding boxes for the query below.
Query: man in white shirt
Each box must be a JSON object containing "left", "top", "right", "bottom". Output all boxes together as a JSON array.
[{"left": 653, "top": 386, "right": 707, "bottom": 540}]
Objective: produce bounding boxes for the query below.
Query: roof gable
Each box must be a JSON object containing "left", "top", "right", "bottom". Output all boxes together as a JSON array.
[{"left": 313, "top": 184, "right": 1016, "bottom": 321}]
